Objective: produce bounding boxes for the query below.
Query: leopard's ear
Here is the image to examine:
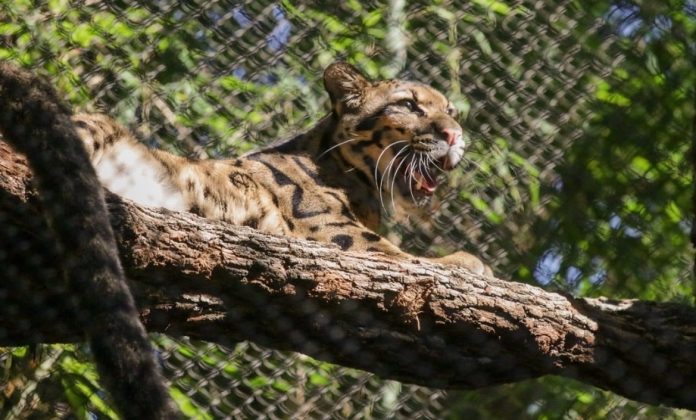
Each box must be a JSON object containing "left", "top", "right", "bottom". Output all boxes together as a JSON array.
[{"left": 323, "top": 61, "right": 370, "bottom": 114}]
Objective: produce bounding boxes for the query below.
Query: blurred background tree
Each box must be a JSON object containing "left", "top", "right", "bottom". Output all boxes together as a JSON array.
[{"left": 0, "top": 0, "right": 694, "bottom": 418}]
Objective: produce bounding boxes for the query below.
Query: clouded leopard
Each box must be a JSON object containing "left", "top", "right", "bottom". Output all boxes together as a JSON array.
[{"left": 75, "top": 62, "right": 490, "bottom": 274}]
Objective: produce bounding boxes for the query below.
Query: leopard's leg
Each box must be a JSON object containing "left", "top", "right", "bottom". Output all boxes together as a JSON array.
[
  {"left": 429, "top": 251, "right": 493, "bottom": 276},
  {"left": 309, "top": 221, "right": 491, "bottom": 275}
]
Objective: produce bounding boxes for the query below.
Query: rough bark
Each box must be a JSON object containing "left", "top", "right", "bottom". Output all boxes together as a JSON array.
[{"left": 1, "top": 142, "right": 695, "bottom": 410}]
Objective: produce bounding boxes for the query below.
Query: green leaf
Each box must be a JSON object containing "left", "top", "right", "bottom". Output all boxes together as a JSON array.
[
  {"left": 219, "top": 75, "right": 258, "bottom": 93},
  {"left": 170, "top": 387, "right": 213, "bottom": 420},
  {"left": 472, "top": 30, "right": 493, "bottom": 56},
  {"left": 594, "top": 80, "right": 631, "bottom": 106},
  {"left": 630, "top": 155, "right": 651, "bottom": 175},
  {"left": 472, "top": 0, "right": 512, "bottom": 15},
  {"left": 71, "top": 23, "right": 96, "bottom": 47},
  {"left": 0, "top": 22, "right": 22, "bottom": 36},
  {"left": 577, "top": 391, "right": 594, "bottom": 404},
  {"left": 665, "top": 201, "right": 683, "bottom": 223},
  {"left": 248, "top": 376, "right": 270, "bottom": 388},
  {"left": 363, "top": 10, "right": 382, "bottom": 27},
  {"left": 272, "top": 378, "right": 292, "bottom": 392},
  {"left": 309, "top": 372, "right": 331, "bottom": 386}
]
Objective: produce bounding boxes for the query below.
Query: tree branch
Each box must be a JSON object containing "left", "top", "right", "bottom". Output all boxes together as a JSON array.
[{"left": 1, "top": 141, "right": 695, "bottom": 410}]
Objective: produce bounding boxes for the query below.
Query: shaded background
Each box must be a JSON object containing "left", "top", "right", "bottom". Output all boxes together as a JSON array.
[{"left": 0, "top": 0, "right": 694, "bottom": 418}]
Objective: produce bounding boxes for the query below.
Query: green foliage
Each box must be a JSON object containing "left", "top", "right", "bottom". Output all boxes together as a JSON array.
[
  {"left": 447, "top": 376, "right": 696, "bottom": 419},
  {"left": 1, "top": 345, "right": 119, "bottom": 418},
  {"left": 538, "top": 1, "right": 696, "bottom": 299}
]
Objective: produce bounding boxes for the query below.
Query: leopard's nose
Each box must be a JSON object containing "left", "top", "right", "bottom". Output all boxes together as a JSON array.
[{"left": 442, "top": 128, "right": 461, "bottom": 146}]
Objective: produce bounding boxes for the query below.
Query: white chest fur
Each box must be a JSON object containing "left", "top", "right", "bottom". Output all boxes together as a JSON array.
[{"left": 94, "top": 142, "right": 188, "bottom": 212}]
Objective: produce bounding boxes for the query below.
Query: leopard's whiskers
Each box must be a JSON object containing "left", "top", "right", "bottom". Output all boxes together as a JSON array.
[
  {"left": 379, "top": 145, "right": 409, "bottom": 212},
  {"left": 317, "top": 136, "right": 360, "bottom": 160},
  {"left": 417, "top": 153, "right": 432, "bottom": 182},
  {"left": 389, "top": 149, "right": 411, "bottom": 212},
  {"left": 424, "top": 155, "right": 440, "bottom": 182},
  {"left": 374, "top": 140, "right": 408, "bottom": 188},
  {"left": 407, "top": 154, "right": 418, "bottom": 205},
  {"left": 426, "top": 155, "right": 447, "bottom": 176},
  {"left": 461, "top": 155, "right": 484, "bottom": 172}
]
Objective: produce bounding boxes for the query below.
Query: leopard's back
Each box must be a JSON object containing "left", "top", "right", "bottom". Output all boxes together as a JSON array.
[{"left": 74, "top": 114, "right": 360, "bottom": 241}]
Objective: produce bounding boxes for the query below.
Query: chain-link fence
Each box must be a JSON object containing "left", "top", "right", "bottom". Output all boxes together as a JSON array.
[{"left": 1, "top": 0, "right": 694, "bottom": 418}]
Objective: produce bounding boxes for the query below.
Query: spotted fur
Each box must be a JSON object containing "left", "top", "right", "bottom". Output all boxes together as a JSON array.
[{"left": 75, "top": 62, "right": 489, "bottom": 273}]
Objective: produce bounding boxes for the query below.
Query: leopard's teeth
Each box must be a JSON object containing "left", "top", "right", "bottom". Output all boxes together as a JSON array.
[{"left": 415, "top": 173, "right": 424, "bottom": 190}]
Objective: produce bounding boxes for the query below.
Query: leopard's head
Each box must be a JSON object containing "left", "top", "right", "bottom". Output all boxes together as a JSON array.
[{"left": 323, "top": 62, "right": 467, "bottom": 211}]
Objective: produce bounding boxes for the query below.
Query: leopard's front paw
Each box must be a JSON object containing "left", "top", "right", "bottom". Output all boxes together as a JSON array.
[{"left": 430, "top": 251, "right": 493, "bottom": 276}]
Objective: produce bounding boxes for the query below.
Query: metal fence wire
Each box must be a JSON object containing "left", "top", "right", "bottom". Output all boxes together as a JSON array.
[{"left": 1, "top": 0, "right": 694, "bottom": 418}]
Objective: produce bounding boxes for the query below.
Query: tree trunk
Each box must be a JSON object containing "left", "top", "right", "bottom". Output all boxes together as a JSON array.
[{"left": 1, "top": 141, "right": 695, "bottom": 410}]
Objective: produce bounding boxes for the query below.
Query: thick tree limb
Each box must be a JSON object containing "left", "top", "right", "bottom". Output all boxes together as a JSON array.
[{"left": 1, "top": 142, "right": 696, "bottom": 410}]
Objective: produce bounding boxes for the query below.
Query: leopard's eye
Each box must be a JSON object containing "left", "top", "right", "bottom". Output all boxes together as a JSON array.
[{"left": 396, "top": 99, "right": 422, "bottom": 114}]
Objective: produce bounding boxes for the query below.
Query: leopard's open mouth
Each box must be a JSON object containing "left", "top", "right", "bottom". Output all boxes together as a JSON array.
[
  {"left": 412, "top": 169, "right": 438, "bottom": 195},
  {"left": 378, "top": 137, "right": 464, "bottom": 206},
  {"left": 396, "top": 154, "right": 451, "bottom": 198}
]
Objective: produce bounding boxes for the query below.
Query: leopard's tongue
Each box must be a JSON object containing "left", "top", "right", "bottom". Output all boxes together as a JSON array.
[{"left": 414, "top": 171, "right": 437, "bottom": 193}]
